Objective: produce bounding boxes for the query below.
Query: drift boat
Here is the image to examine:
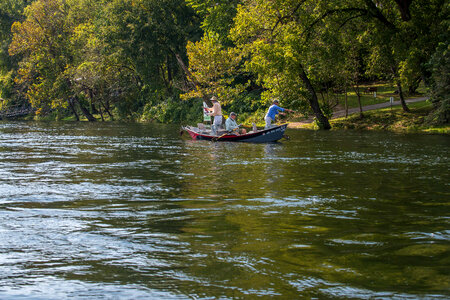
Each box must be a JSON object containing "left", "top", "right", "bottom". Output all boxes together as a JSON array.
[{"left": 182, "top": 123, "right": 288, "bottom": 143}]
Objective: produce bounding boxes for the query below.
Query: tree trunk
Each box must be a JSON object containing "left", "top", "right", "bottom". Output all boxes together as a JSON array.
[
  {"left": 99, "top": 99, "right": 113, "bottom": 119},
  {"left": 345, "top": 85, "right": 348, "bottom": 118},
  {"left": 67, "top": 97, "right": 79, "bottom": 121},
  {"left": 167, "top": 56, "right": 173, "bottom": 84},
  {"left": 98, "top": 103, "right": 104, "bottom": 121},
  {"left": 393, "top": 0, "right": 412, "bottom": 21},
  {"left": 298, "top": 63, "right": 331, "bottom": 129},
  {"left": 73, "top": 96, "right": 97, "bottom": 121},
  {"left": 396, "top": 81, "right": 410, "bottom": 112},
  {"left": 357, "top": 94, "right": 363, "bottom": 117},
  {"left": 353, "top": 84, "right": 364, "bottom": 118},
  {"left": 175, "top": 53, "right": 213, "bottom": 107},
  {"left": 408, "top": 76, "right": 421, "bottom": 95},
  {"left": 88, "top": 89, "right": 99, "bottom": 115}
]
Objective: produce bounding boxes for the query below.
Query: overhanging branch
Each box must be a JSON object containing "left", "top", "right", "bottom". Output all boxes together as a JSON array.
[{"left": 305, "top": 1, "right": 398, "bottom": 40}]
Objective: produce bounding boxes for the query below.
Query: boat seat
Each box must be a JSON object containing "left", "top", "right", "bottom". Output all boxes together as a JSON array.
[{"left": 197, "top": 123, "right": 212, "bottom": 133}]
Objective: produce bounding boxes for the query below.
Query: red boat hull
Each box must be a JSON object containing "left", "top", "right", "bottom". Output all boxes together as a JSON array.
[{"left": 182, "top": 124, "right": 288, "bottom": 143}]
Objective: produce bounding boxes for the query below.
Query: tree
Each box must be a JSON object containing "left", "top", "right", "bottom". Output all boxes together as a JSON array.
[
  {"left": 181, "top": 32, "right": 246, "bottom": 106},
  {"left": 426, "top": 17, "right": 449, "bottom": 124},
  {"left": 186, "top": 0, "right": 240, "bottom": 44},
  {"left": 4, "top": 0, "right": 447, "bottom": 126},
  {"left": 0, "top": 0, "right": 29, "bottom": 104},
  {"left": 98, "top": 0, "right": 202, "bottom": 118},
  {"left": 8, "top": 0, "right": 201, "bottom": 121},
  {"left": 102, "top": 0, "right": 200, "bottom": 91},
  {"left": 229, "top": 0, "right": 331, "bottom": 129},
  {"left": 304, "top": 0, "right": 447, "bottom": 116},
  {"left": 10, "top": 0, "right": 71, "bottom": 115},
  {"left": 9, "top": 0, "right": 99, "bottom": 120},
  {"left": 398, "top": 0, "right": 447, "bottom": 95},
  {"left": 0, "top": 0, "right": 28, "bottom": 64},
  {"left": 345, "top": 42, "right": 366, "bottom": 118}
]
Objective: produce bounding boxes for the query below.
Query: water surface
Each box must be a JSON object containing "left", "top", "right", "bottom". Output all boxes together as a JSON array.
[{"left": 0, "top": 121, "right": 449, "bottom": 299}]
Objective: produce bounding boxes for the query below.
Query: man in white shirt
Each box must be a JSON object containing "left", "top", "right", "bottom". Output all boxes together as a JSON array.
[{"left": 207, "top": 96, "right": 222, "bottom": 135}]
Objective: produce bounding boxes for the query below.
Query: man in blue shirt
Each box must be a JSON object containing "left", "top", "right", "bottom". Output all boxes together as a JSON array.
[{"left": 265, "top": 99, "right": 293, "bottom": 129}]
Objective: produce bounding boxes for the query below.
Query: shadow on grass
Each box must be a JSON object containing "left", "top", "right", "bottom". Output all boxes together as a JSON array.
[{"left": 329, "top": 102, "right": 449, "bottom": 134}]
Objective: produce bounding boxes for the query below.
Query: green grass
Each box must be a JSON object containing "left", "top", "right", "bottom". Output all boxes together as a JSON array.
[
  {"left": 336, "top": 81, "right": 427, "bottom": 110},
  {"left": 286, "top": 81, "right": 428, "bottom": 124},
  {"left": 329, "top": 101, "right": 449, "bottom": 134}
]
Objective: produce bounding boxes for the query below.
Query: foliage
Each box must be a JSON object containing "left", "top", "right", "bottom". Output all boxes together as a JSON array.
[
  {"left": 0, "top": 0, "right": 29, "bottom": 109},
  {"left": 7, "top": 0, "right": 202, "bottom": 121},
  {"left": 186, "top": 0, "right": 240, "bottom": 43},
  {"left": 9, "top": 0, "right": 72, "bottom": 112},
  {"left": 229, "top": 0, "right": 333, "bottom": 128},
  {"left": 182, "top": 32, "right": 246, "bottom": 105},
  {"left": 141, "top": 95, "right": 203, "bottom": 124},
  {"left": 426, "top": 39, "right": 450, "bottom": 124},
  {"left": 0, "top": 0, "right": 447, "bottom": 129},
  {"left": 0, "top": 0, "right": 28, "bottom": 60}
]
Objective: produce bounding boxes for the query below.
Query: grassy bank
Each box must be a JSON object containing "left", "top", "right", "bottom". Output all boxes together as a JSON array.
[
  {"left": 340, "top": 82, "right": 426, "bottom": 109},
  {"left": 296, "top": 101, "right": 449, "bottom": 134}
]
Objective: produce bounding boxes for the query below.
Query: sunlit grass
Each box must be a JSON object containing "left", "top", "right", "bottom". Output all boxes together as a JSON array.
[
  {"left": 330, "top": 101, "right": 449, "bottom": 134},
  {"left": 333, "top": 81, "right": 427, "bottom": 110},
  {"left": 289, "top": 100, "right": 449, "bottom": 134},
  {"left": 287, "top": 81, "right": 428, "bottom": 125}
]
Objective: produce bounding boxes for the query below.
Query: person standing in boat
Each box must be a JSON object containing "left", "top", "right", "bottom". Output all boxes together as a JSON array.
[
  {"left": 264, "top": 99, "right": 293, "bottom": 129},
  {"left": 225, "top": 112, "right": 247, "bottom": 135},
  {"left": 207, "top": 96, "right": 222, "bottom": 135}
]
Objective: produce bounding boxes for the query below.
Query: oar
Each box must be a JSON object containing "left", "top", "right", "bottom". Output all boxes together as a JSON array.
[{"left": 212, "top": 127, "right": 239, "bottom": 142}]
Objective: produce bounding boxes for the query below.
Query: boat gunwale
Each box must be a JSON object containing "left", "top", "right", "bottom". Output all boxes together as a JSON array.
[{"left": 182, "top": 124, "right": 288, "bottom": 142}]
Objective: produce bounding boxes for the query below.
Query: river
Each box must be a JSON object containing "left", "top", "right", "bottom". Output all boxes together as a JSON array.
[{"left": 0, "top": 121, "right": 449, "bottom": 299}]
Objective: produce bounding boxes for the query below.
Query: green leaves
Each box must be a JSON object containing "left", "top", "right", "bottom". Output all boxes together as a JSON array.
[
  {"left": 186, "top": 0, "right": 239, "bottom": 43},
  {"left": 9, "top": 0, "right": 70, "bottom": 111},
  {"left": 7, "top": 0, "right": 202, "bottom": 120},
  {"left": 1, "top": 0, "right": 447, "bottom": 124},
  {"left": 182, "top": 31, "right": 246, "bottom": 104},
  {"left": 229, "top": 1, "right": 320, "bottom": 110}
]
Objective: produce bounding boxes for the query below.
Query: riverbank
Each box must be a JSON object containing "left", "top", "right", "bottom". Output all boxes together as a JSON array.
[
  {"left": 9, "top": 95, "right": 449, "bottom": 135},
  {"left": 289, "top": 100, "right": 449, "bottom": 134}
]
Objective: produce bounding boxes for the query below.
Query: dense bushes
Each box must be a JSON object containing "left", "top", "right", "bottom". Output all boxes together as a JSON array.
[{"left": 427, "top": 40, "right": 450, "bottom": 124}]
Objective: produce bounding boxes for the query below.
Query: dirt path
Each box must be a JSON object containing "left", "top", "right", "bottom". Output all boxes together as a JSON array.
[{"left": 288, "top": 96, "right": 429, "bottom": 128}]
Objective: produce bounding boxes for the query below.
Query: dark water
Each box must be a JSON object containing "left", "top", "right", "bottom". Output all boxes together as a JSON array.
[{"left": 0, "top": 121, "right": 449, "bottom": 299}]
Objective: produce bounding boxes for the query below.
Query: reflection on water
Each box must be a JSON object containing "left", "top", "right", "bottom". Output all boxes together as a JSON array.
[{"left": 0, "top": 121, "right": 449, "bottom": 299}]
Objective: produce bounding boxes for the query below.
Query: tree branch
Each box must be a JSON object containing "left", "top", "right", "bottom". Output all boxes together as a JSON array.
[
  {"left": 362, "top": 0, "right": 397, "bottom": 31},
  {"left": 304, "top": 8, "right": 368, "bottom": 40},
  {"left": 304, "top": 1, "right": 398, "bottom": 40},
  {"left": 174, "top": 53, "right": 212, "bottom": 107},
  {"left": 393, "top": 0, "right": 413, "bottom": 21},
  {"left": 270, "top": 1, "right": 306, "bottom": 36},
  {"left": 339, "top": 13, "right": 367, "bottom": 29}
]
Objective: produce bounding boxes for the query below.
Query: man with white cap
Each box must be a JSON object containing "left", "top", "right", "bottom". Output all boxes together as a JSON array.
[{"left": 207, "top": 96, "right": 222, "bottom": 135}]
